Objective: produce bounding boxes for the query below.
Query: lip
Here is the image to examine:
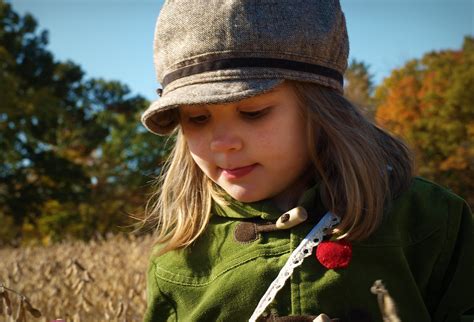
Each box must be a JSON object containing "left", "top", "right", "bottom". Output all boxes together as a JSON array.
[{"left": 220, "top": 164, "right": 257, "bottom": 179}]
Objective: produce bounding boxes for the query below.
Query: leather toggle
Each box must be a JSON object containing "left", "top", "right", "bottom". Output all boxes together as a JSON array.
[
  {"left": 234, "top": 207, "right": 309, "bottom": 243},
  {"left": 234, "top": 222, "right": 274, "bottom": 243},
  {"left": 276, "top": 206, "right": 308, "bottom": 230}
]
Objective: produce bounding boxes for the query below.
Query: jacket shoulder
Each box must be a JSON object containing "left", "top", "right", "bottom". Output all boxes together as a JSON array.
[
  {"left": 408, "top": 176, "right": 466, "bottom": 204},
  {"left": 144, "top": 257, "right": 177, "bottom": 322},
  {"left": 365, "top": 176, "right": 470, "bottom": 245}
]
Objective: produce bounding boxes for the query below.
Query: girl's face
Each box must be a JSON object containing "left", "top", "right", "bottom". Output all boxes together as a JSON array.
[{"left": 179, "top": 82, "right": 311, "bottom": 209}]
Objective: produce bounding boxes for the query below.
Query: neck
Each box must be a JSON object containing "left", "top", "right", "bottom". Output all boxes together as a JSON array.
[{"left": 272, "top": 172, "right": 313, "bottom": 211}]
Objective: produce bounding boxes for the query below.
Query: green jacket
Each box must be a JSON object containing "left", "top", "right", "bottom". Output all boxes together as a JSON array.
[{"left": 144, "top": 177, "right": 474, "bottom": 321}]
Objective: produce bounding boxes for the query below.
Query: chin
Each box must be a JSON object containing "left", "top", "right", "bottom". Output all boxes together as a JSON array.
[{"left": 225, "top": 187, "right": 266, "bottom": 203}]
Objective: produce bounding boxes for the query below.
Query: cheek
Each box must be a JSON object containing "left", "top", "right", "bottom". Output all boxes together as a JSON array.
[
  {"left": 253, "top": 119, "right": 307, "bottom": 157},
  {"left": 188, "top": 143, "right": 209, "bottom": 170},
  {"left": 180, "top": 131, "right": 209, "bottom": 168},
  {"left": 266, "top": 124, "right": 309, "bottom": 172},
  {"left": 182, "top": 129, "right": 208, "bottom": 159}
]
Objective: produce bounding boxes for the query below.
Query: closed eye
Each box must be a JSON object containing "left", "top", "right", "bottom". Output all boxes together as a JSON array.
[
  {"left": 240, "top": 107, "right": 271, "bottom": 119},
  {"left": 188, "top": 114, "right": 210, "bottom": 124}
]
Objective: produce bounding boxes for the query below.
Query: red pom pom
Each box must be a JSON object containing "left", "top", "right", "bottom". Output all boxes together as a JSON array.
[{"left": 316, "top": 240, "right": 352, "bottom": 269}]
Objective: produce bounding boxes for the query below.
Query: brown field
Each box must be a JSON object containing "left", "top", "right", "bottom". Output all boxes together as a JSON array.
[{"left": 0, "top": 234, "right": 154, "bottom": 322}]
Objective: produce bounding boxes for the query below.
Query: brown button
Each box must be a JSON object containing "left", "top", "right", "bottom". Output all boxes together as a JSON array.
[
  {"left": 280, "top": 213, "right": 290, "bottom": 223},
  {"left": 275, "top": 207, "right": 308, "bottom": 230}
]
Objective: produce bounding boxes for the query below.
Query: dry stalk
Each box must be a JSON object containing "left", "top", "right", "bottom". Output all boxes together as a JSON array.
[
  {"left": 0, "top": 234, "right": 152, "bottom": 320},
  {"left": 370, "top": 280, "right": 401, "bottom": 322},
  {"left": 0, "top": 284, "right": 42, "bottom": 320}
]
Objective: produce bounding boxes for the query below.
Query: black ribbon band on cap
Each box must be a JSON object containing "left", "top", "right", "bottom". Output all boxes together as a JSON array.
[{"left": 161, "top": 57, "right": 343, "bottom": 89}]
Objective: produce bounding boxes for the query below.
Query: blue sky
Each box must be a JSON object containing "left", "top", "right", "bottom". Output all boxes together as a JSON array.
[{"left": 9, "top": 0, "right": 474, "bottom": 101}]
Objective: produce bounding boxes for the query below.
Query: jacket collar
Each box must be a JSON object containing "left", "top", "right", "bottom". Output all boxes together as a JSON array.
[{"left": 212, "top": 181, "right": 326, "bottom": 221}]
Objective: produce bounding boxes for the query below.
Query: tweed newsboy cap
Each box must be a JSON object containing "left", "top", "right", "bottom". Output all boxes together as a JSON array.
[{"left": 142, "top": 0, "right": 349, "bottom": 135}]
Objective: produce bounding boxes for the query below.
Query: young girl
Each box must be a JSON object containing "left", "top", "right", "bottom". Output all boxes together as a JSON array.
[{"left": 140, "top": 1, "right": 474, "bottom": 321}]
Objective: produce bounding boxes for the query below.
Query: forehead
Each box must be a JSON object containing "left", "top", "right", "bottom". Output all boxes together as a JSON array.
[{"left": 180, "top": 82, "right": 295, "bottom": 110}]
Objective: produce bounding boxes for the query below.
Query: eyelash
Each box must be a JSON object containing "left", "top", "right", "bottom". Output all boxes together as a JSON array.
[
  {"left": 240, "top": 108, "right": 270, "bottom": 119},
  {"left": 240, "top": 108, "right": 267, "bottom": 120},
  {"left": 188, "top": 114, "right": 210, "bottom": 124},
  {"left": 187, "top": 107, "right": 271, "bottom": 124}
]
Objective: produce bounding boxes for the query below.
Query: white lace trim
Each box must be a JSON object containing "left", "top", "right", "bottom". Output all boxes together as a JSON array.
[{"left": 248, "top": 212, "right": 340, "bottom": 322}]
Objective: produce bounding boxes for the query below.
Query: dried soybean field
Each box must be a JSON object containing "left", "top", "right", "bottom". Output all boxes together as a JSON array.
[{"left": 0, "top": 234, "right": 154, "bottom": 321}]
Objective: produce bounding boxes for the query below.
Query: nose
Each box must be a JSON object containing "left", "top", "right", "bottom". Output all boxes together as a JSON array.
[{"left": 210, "top": 124, "right": 243, "bottom": 153}]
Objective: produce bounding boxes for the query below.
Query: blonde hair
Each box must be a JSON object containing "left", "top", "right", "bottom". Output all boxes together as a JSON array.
[
  {"left": 142, "top": 133, "right": 224, "bottom": 256},
  {"left": 292, "top": 81, "right": 413, "bottom": 240},
  {"left": 142, "top": 81, "right": 413, "bottom": 255}
]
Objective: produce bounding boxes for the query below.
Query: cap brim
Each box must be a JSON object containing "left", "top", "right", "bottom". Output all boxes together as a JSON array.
[{"left": 141, "top": 79, "right": 284, "bottom": 135}]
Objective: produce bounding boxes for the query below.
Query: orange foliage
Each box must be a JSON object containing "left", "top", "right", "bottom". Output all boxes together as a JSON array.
[{"left": 374, "top": 37, "right": 474, "bottom": 206}]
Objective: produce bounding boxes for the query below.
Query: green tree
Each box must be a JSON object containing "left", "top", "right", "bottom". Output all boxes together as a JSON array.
[
  {"left": 344, "top": 58, "right": 375, "bottom": 119},
  {"left": 0, "top": 2, "right": 90, "bottom": 229},
  {"left": 0, "top": 2, "right": 169, "bottom": 244},
  {"left": 375, "top": 36, "right": 474, "bottom": 205}
]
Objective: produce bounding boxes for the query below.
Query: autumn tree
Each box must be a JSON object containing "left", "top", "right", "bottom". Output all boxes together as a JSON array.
[{"left": 375, "top": 36, "right": 474, "bottom": 205}]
